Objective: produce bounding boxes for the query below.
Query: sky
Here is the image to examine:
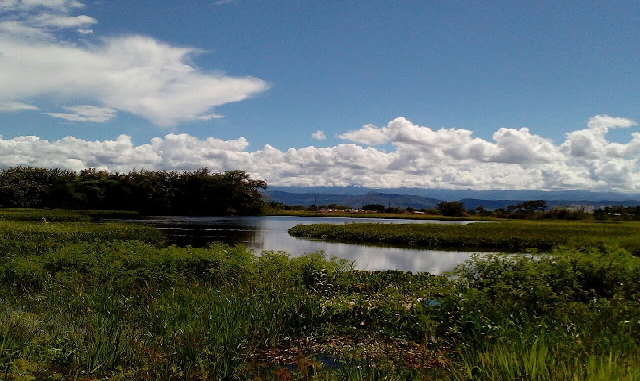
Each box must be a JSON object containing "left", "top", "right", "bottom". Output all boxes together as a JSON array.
[{"left": 0, "top": 0, "right": 639, "bottom": 191}]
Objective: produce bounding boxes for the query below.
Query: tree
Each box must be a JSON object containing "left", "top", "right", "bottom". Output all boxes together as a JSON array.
[
  {"left": 437, "top": 201, "right": 465, "bottom": 217},
  {"left": 474, "top": 205, "right": 492, "bottom": 217},
  {"left": 219, "top": 170, "right": 267, "bottom": 215},
  {"left": 362, "top": 204, "right": 386, "bottom": 212},
  {"left": 506, "top": 200, "right": 548, "bottom": 218},
  {"left": 0, "top": 166, "right": 268, "bottom": 216}
]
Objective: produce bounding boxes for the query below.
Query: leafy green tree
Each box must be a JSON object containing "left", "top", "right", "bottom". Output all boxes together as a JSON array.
[
  {"left": 362, "top": 204, "right": 386, "bottom": 212},
  {"left": 474, "top": 205, "right": 493, "bottom": 217},
  {"left": 507, "top": 200, "right": 547, "bottom": 213},
  {"left": 0, "top": 166, "right": 267, "bottom": 216},
  {"left": 437, "top": 201, "right": 465, "bottom": 217}
]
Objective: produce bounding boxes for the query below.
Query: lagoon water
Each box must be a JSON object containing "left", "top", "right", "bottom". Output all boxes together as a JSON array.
[{"left": 125, "top": 215, "right": 487, "bottom": 274}]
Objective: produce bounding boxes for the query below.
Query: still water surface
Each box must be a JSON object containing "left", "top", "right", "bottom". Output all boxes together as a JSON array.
[{"left": 127, "top": 216, "right": 488, "bottom": 274}]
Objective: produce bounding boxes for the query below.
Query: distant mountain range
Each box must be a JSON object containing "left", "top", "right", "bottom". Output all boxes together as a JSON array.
[
  {"left": 267, "top": 186, "right": 640, "bottom": 202},
  {"left": 264, "top": 187, "right": 640, "bottom": 210},
  {"left": 265, "top": 190, "right": 441, "bottom": 209}
]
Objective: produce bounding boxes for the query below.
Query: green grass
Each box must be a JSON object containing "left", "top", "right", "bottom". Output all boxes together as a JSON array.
[
  {"left": 450, "top": 340, "right": 640, "bottom": 381},
  {"left": 0, "top": 209, "right": 639, "bottom": 379},
  {"left": 0, "top": 208, "right": 141, "bottom": 222},
  {"left": 288, "top": 219, "right": 640, "bottom": 254},
  {"left": 442, "top": 247, "right": 640, "bottom": 380},
  {"left": 0, "top": 219, "right": 164, "bottom": 259}
]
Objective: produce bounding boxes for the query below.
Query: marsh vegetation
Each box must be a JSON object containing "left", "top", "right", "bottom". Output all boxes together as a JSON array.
[
  {"left": 0, "top": 209, "right": 638, "bottom": 379},
  {"left": 288, "top": 219, "right": 640, "bottom": 254}
]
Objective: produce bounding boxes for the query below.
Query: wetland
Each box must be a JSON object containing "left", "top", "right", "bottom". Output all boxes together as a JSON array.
[{"left": 0, "top": 208, "right": 639, "bottom": 380}]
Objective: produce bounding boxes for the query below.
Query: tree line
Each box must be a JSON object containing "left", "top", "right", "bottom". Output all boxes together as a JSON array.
[
  {"left": 594, "top": 206, "right": 640, "bottom": 221},
  {"left": 269, "top": 200, "right": 617, "bottom": 220},
  {"left": 0, "top": 167, "right": 267, "bottom": 215}
]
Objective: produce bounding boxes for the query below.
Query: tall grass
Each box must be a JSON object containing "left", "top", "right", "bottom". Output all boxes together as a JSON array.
[
  {"left": 451, "top": 340, "right": 640, "bottom": 381},
  {"left": 289, "top": 220, "right": 640, "bottom": 254},
  {"left": 0, "top": 208, "right": 140, "bottom": 222},
  {"left": 0, "top": 209, "right": 639, "bottom": 378},
  {"left": 440, "top": 247, "right": 640, "bottom": 380},
  {"left": 0, "top": 219, "right": 164, "bottom": 260}
]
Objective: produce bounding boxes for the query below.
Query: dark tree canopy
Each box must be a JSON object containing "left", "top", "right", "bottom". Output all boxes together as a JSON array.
[
  {"left": 506, "top": 200, "right": 548, "bottom": 214},
  {"left": 437, "top": 201, "right": 465, "bottom": 217},
  {"left": 362, "top": 204, "right": 386, "bottom": 212},
  {"left": 0, "top": 166, "right": 267, "bottom": 215}
]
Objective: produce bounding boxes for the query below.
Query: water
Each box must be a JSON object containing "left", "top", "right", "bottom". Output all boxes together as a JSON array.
[{"left": 123, "top": 215, "right": 488, "bottom": 274}]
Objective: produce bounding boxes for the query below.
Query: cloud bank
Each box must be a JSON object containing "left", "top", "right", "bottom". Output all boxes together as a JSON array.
[
  {"left": 1, "top": 115, "right": 639, "bottom": 192},
  {"left": 0, "top": 1, "right": 268, "bottom": 125}
]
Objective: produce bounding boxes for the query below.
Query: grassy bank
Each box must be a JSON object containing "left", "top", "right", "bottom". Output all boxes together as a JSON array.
[
  {"left": 288, "top": 219, "right": 640, "bottom": 254},
  {"left": 1, "top": 209, "right": 639, "bottom": 379},
  {"left": 0, "top": 208, "right": 141, "bottom": 222}
]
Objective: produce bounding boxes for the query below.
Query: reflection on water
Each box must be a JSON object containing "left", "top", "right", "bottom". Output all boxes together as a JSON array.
[{"left": 124, "top": 215, "right": 488, "bottom": 274}]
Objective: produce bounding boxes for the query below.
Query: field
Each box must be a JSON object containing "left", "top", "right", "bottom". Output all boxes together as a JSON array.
[
  {"left": 0, "top": 209, "right": 639, "bottom": 379},
  {"left": 288, "top": 219, "right": 640, "bottom": 254}
]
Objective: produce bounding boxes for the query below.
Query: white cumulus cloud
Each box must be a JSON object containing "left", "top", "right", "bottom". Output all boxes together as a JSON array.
[
  {"left": 340, "top": 117, "right": 560, "bottom": 165},
  {"left": 1, "top": 115, "right": 640, "bottom": 192},
  {"left": 311, "top": 130, "right": 326, "bottom": 140},
  {"left": 339, "top": 124, "right": 389, "bottom": 145},
  {"left": 561, "top": 115, "right": 638, "bottom": 159},
  {"left": 587, "top": 114, "right": 637, "bottom": 131},
  {"left": 0, "top": 1, "right": 268, "bottom": 126}
]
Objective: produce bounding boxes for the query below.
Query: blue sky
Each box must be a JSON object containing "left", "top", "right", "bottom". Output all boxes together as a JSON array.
[{"left": 0, "top": 0, "right": 639, "bottom": 191}]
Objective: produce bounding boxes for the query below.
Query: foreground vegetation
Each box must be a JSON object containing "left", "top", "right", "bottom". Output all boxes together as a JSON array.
[
  {"left": 1, "top": 210, "right": 639, "bottom": 379},
  {"left": 289, "top": 219, "right": 640, "bottom": 254}
]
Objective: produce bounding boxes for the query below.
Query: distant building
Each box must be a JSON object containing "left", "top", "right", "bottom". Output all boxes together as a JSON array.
[{"left": 554, "top": 204, "right": 594, "bottom": 214}]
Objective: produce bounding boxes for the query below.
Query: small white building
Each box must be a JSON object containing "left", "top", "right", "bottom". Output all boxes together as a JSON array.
[{"left": 564, "top": 204, "right": 595, "bottom": 214}]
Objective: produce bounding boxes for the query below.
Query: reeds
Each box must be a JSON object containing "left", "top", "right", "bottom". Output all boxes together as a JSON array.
[
  {"left": 288, "top": 220, "right": 640, "bottom": 254},
  {"left": 0, "top": 209, "right": 639, "bottom": 379}
]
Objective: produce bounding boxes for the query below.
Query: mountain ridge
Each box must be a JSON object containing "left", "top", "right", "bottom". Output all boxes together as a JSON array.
[
  {"left": 267, "top": 186, "right": 640, "bottom": 202},
  {"left": 265, "top": 188, "right": 640, "bottom": 210}
]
